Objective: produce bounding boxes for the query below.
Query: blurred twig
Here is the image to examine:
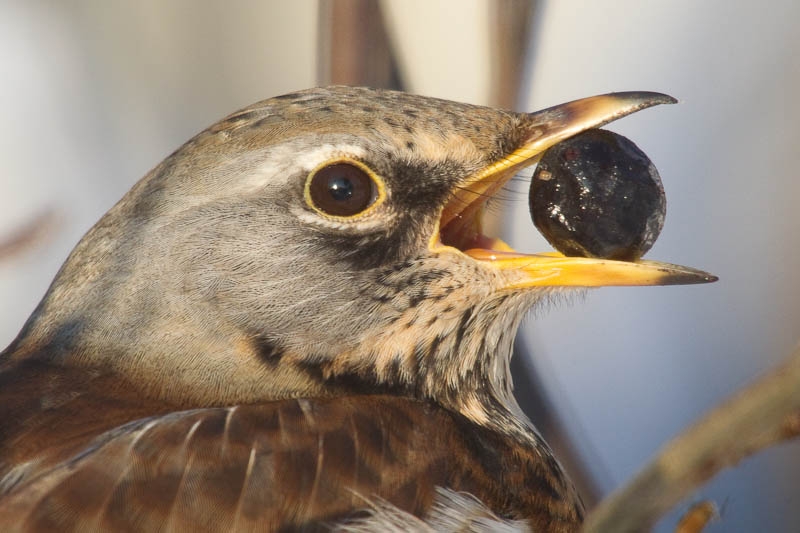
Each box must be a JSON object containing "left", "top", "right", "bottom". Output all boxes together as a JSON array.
[
  {"left": 488, "top": 0, "right": 539, "bottom": 110},
  {"left": 583, "top": 344, "right": 800, "bottom": 532},
  {"left": 674, "top": 501, "right": 718, "bottom": 533},
  {"left": 0, "top": 211, "right": 56, "bottom": 261},
  {"left": 317, "top": 0, "right": 403, "bottom": 89}
]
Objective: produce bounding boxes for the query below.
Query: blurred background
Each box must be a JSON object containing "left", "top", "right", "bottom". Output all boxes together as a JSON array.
[{"left": 1, "top": 1, "right": 798, "bottom": 531}]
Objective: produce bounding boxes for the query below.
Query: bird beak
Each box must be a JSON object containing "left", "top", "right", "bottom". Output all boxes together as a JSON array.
[{"left": 436, "top": 92, "right": 717, "bottom": 287}]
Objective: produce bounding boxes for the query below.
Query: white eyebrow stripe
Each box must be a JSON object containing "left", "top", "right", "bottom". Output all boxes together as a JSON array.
[{"left": 235, "top": 143, "right": 367, "bottom": 194}]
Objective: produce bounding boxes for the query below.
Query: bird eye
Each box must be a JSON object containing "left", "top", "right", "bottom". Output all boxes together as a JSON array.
[{"left": 307, "top": 162, "right": 378, "bottom": 217}]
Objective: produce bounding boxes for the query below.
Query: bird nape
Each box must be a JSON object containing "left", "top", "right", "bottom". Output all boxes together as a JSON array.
[{"left": 0, "top": 87, "right": 715, "bottom": 532}]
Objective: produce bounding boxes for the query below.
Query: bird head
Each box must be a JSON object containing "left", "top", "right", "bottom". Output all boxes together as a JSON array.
[{"left": 11, "top": 87, "right": 714, "bottom": 423}]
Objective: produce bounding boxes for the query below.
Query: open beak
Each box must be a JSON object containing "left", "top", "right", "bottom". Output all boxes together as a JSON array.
[{"left": 436, "top": 92, "right": 717, "bottom": 287}]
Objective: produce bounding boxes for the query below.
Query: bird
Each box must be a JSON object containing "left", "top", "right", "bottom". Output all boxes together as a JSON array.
[{"left": 0, "top": 86, "right": 715, "bottom": 532}]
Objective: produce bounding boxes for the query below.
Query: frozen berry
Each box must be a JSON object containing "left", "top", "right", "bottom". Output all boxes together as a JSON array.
[{"left": 530, "top": 129, "right": 666, "bottom": 261}]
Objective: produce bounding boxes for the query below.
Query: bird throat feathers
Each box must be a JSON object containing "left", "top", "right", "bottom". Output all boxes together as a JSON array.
[{"left": 246, "top": 283, "right": 540, "bottom": 434}]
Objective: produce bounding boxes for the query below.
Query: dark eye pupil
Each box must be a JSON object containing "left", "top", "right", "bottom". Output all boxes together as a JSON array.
[
  {"left": 308, "top": 162, "right": 376, "bottom": 217},
  {"left": 328, "top": 176, "right": 354, "bottom": 201}
]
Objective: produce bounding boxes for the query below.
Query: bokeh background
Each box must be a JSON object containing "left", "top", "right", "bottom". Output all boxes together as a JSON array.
[{"left": 1, "top": 1, "right": 798, "bottom": 531}]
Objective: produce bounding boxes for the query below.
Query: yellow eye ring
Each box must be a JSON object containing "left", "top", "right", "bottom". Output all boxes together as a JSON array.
[{"left": 304, "top": 158, "right": 387, "bottom": 219}]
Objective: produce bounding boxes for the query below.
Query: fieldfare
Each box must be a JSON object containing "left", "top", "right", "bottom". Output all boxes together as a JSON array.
[{"left": 0, "top": 87, "right": 714, "bottom": 532}]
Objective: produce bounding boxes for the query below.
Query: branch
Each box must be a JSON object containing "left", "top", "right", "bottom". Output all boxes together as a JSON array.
[
  {"left": 582, "top": 344, "right": 800, "bottom": 532},
  {"left": 0, "top": 211, "right": 55, "bottom": 260}
]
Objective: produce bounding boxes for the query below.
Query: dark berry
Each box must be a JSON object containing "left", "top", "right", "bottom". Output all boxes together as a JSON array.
[{"left": 530, "top": 129, "right": 666, "bottom": 261}]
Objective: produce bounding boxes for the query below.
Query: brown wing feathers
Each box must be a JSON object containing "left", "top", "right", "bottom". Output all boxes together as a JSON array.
[{"left": 0, "top": 396, "right": 580, "bottom": 532}]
